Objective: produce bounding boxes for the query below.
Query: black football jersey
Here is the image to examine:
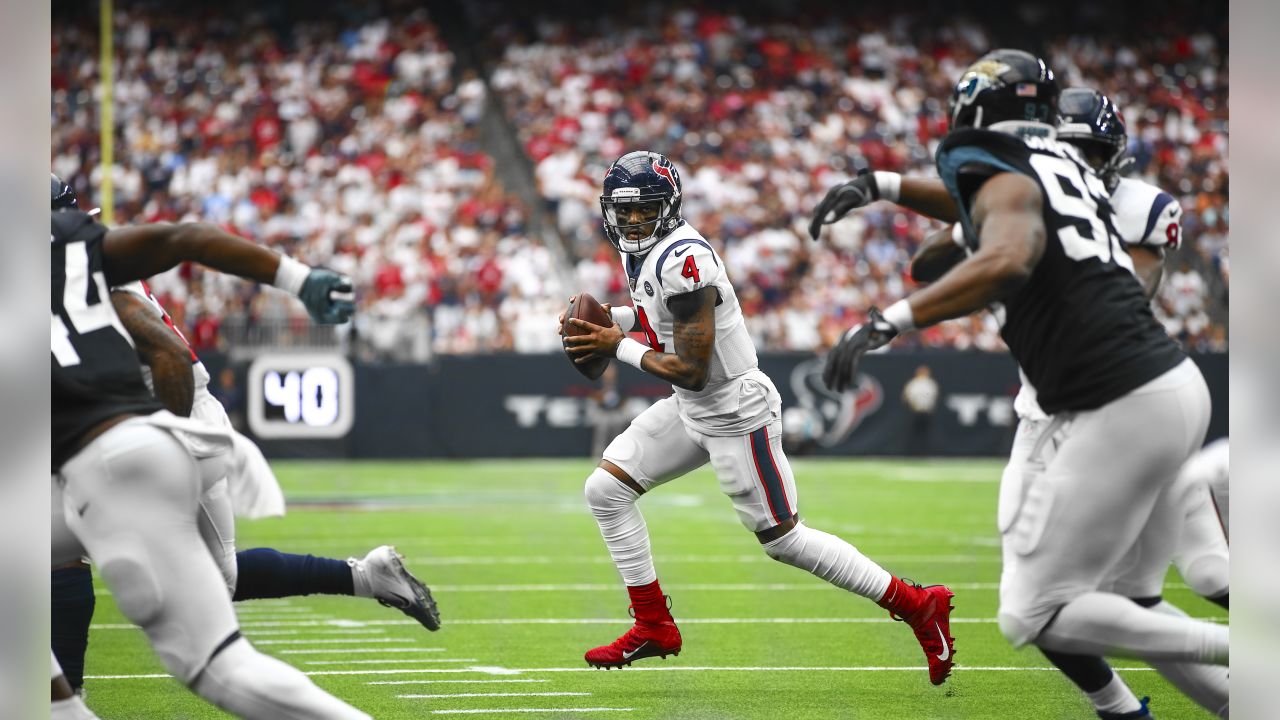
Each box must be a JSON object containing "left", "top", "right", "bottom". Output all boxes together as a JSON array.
[
  {"left": 935, "top": 129, "right": 1184, "bottom": 414},
  {"left": 52, "top": 210, "right": 161, "bottom": 470}
]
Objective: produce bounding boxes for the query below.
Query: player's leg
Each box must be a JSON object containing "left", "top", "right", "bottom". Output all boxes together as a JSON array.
[
  {"left": 583, "top": 397, "right": 707, "bottom": 668},
  {"left": 191, "top": 394, "right": 440, "bottom": 630},
  {"left": 1140, "top": 598, "right": 1230, "bottom": 717},
  {"left": 1005, "top": 417, "right": 1147, "bottom": 717},
  {"left": 701, "top": 413, "right": 955, "bottom": 684},
  {"left": 1170, "top": 458, "right": 1229, "bottom": 608},
  {"left": 59, "top": 418, "right": 369, "bottom": 718},
  {"left": 50, "top": 474, "right": 95, "bottom": 696},
  {"left": 999, "top": 361, "right": 1227, "bottom": 665},
  {"left": 52, "top": 650, "right": 100, "bottom": 720},
  {"left": 1099, "top": 475, "right": 1230, "bottom": 716}
]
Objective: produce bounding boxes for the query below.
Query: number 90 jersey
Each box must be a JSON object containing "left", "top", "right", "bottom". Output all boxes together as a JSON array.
[
  {"left": 619, "top": 222, "right": 775, "bottom": 436},
  {"left": 936, "top": 129, "right": 1184, "bottom": 415}
]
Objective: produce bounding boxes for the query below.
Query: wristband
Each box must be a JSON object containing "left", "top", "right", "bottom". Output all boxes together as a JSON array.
[
  {"left": 273, "top": 255, "right": 312, "bottom": 296},
  {"left": 873, "top": 171, "right": 902, "bottom": 203},
  {"left": 882, "top": 298, "right": 916, "bottom": 333},
  {"left": 610, "top": 305, "right": 637, "bottom": 332},
  {"left": 615, "top": 337, "right": 650, "bottom": 370}
]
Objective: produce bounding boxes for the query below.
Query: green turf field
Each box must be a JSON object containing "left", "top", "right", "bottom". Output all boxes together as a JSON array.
[{"left": 82, "top": 459, "right": 1222, "bottom": 719}]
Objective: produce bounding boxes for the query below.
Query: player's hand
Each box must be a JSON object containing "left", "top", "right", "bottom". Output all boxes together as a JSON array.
[
  {"left": 822, "top": 307, "right": 899, "bottom": 392},
  {"left": 557, "top": 296, "right": 611, "bottom": 336},
  {"left": 298, "top": 269, "right": 355, "bottom": 324},
  {"left": 563, "top": 318, "right": 624, "bottom": 361},
  {"left": 808, "top": 171, "right": 881, "bottom": 240}
]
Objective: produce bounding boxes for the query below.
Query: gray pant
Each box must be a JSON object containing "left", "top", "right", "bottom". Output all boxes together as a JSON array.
[{"left": 997, "top": 359, "right": 1212, "bottom": 646}]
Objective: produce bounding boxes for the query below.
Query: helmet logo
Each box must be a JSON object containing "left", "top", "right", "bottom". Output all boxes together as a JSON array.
[
  {"left": 1015, "top": 82, "right": 1038, "bottom": 97},
  {"left": 652, "top": 160, "right": 676, "bottom": 189}
]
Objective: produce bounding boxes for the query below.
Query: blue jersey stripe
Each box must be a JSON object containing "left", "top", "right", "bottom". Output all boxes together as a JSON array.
[
  {"left": 654, "top": 238, "right": 717, "bottom": 288},
  {"left": 936, "top": 145, "right": 1022, "bottom": 250},
  {"left": 1141, "top": 192, "right": 1176, "bottom": 243}
]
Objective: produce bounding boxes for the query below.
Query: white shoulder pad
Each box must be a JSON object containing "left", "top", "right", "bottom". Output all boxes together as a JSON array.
[
  {"left": 1113, "top": 177, "right": 1182, "bottom": 248},
  {"left": 653, "top": 229, "right": 722, "bottom": 301}
]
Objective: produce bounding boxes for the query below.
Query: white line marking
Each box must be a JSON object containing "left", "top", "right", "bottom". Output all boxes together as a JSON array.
[
  {"left": 404, "top": 554, "right": 998, "bottom": 565},
  {"left": 245, "top": 628, "right": 389, "bottom": 637},
  {"left": 85, "top": 665, "right": 1161, "bottom": 681},
  {"left": 235, "top": 606, "right": 316, "bottom": 614},
  {"left": 369, "top": 679, "right": 550, "bottom": 686},
  {"left": 303, "top": 659, "right": 479, "bottom": 666},
  {"left": 280, "top": 648, "right": 447, "bottom": 655},
  {"left": 256, "top": 637, "right": 430, "bottom": 646},
  {"left": 399, "top": 692, "right": 591, "bottom": 699},
  {"left": 93, "top": 614, "right": 1226, "bottom": 631},
  {"left": 430, "top": 710, "right": 632, "bottom": 716}
]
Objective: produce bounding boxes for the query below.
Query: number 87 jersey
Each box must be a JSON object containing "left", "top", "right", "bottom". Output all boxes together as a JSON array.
[
  {"left": 935, "top": 129, "right": 1184, "bottom": 416},
  {"left": 619, "top": 222, "right": 773, "bottom": 435}
]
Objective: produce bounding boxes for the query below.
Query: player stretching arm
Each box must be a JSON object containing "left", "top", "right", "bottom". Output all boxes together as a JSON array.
[
  {"left": 823, "top": 50, "right": 1226, "bottom": 720},
  {"left": 52, "top": 207, "right": 368, "bottom": 719}
]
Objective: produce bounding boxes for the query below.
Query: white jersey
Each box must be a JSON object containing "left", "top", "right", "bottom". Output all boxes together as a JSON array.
[
  {"left": 114, "top": 280, "right": 213, "bottom": 394},
  {"left": 1013, "top": 176, "right": 1183, "bottom": 420},
  {"left": 620, "top": 222, "right": 774, "bottom": 435}
]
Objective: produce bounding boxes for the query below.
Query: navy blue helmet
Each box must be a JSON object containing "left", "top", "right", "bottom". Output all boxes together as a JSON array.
[
  {"left": 600, "top": 150, "right": 683, "bottom": 254},
  {"left": 949, "top": 49, "right": 1059, "bottom": 134},
  {"left": 51, "top": 172, "right": 78, "bottom": 210},
  {"left": 1058, "top": 88, "right": 1129, "bottom": 192}
]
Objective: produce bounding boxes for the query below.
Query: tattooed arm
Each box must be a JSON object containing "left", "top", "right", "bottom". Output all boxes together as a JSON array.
[
  {"left": 637, "top": 287, "right": 716, "bottom": 391},
  {"left": 111, "top": 289, "right": 196, "bottom": 416}
]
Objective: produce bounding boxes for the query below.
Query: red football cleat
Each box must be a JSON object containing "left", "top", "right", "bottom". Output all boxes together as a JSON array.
[
  {"left": 893, "top": 583, "right": 956, "bottom": 685},
  {"left": 584, "top": 609, "right": 682, "bottom": 669}
]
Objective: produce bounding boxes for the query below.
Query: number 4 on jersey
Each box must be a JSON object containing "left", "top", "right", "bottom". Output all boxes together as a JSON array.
[{"left": 681, "top": 255, "right": 701, "bottom": 282}]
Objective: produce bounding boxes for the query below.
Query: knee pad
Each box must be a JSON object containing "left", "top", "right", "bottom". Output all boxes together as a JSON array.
[
  {"left": 997, "top": 607, "right": 1041, "bottom": 648},
  {"left": 584, "top": 467, "right": 637, "bottom": 512},
  {"left": 97, "top": 544, "right": 163, "bottom": 627},
  {"left": 1180, "top": 555, "right": 1230, "bottom": 599},
  {"left": 193, "top": 638, "right": 370, "bottom": 719}
]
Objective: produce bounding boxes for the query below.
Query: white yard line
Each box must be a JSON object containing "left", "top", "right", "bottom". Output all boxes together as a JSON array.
[
  {"left": 429, "top": 710, "right": 632, "bottom": 716},
  {"left": 398, "top": 692, "right": 590, "bottom": 699},
  {"left": 92, "top": 613, "right": 1224, "bottom": 632},
  {"left": 247, "top": 628, "right": 390, "bottom": 636},
  {"left": 256, "top": 637, "right": 427, "bottom": 645},
  {"left": 280, "top": 648, "right": 448, "bottom": 655},
  {"left": 369, "top": 679, "right": 550, "bottom": 686},
  {"left": 303, "top": 659, "right": 479, "bottom": 665},
  {"left": 87, "top": 664, "right": 1162, "bottom": 681}
]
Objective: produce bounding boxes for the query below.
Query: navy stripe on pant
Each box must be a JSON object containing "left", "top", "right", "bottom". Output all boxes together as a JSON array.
[{"left": 749, "top": 427, "right": 792, "bottom": 523}]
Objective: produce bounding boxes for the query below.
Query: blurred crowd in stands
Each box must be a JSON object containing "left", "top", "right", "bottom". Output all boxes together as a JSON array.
[{"left": 52, "top": 0, "right": 1228, "bottom": 359}]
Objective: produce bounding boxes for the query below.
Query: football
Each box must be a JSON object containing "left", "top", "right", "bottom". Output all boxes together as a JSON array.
[{"left": 563, "top": 293, "right": 612, "bottom": 379}]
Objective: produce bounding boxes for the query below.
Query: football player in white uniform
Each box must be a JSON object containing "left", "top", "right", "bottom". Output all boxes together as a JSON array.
[
  {"left": 560, "top": 151, "right": 957, "bottom": 685},
  {"left": 810, "top": 73, "right": 1228, "bottom": 718}
]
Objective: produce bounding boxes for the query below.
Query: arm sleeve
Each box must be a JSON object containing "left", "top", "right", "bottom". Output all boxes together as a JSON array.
[{"left": 654, "top": 239, "right": 723, "bottom": 303}]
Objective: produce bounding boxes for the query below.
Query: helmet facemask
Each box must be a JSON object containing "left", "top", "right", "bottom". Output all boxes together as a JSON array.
[{"left": 600, "top": 192, "right": 681, "bottom": 255}]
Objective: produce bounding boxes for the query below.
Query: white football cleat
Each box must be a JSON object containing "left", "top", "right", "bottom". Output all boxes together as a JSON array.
[{"left": 348, "top": 545, "right": 441, "bottom": 631}]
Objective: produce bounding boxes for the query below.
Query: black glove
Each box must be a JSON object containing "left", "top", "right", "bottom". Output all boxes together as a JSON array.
[
  {"left": 808, "top": 172, "right": 880, "bottom": 241},
  {"left": 822, "top": 307, "right": 899, "bottom": 393},
  {"left": 299, "top": 269, "right": 356, "bottom": 324}
]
